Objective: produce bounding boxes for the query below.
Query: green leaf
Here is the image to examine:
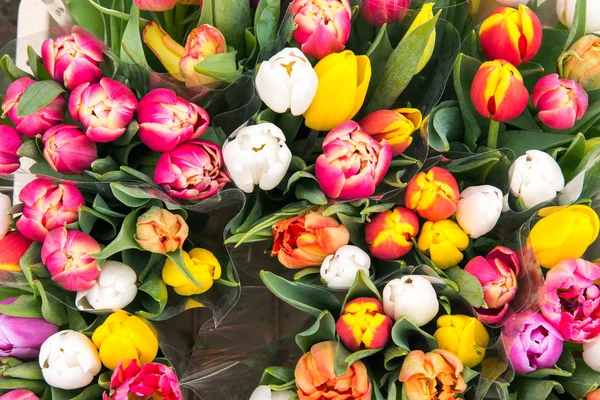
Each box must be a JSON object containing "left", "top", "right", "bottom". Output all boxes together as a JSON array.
[
  {"left": 498, "top": 130, "right": 575, "bottom": 157},
  {"left": 79, "top": 206, "right": 120, "bottom": 241},
  {"left": 67, "top": 307, "right": 88, "bottom": 331},
  {"left": 506, "top": 108, "right": 542, "bottom": 132},
  {"left": 17, "top": 81, "right": 65, "bottom": 118},
  {"left": 563, "top": 0, "right": 587, "bottom": 51},
  {"left": 0, "top": 295, "right": 43, "bottom": 318},
  {"left": 201, "top": 0, "right": 251, "bottom": 59},
  {"left": 342, "top": 270, "right": 381, "bottom": 308},
  {"left": 514, "top": 378, "right": 564, "bottom": 400},
  {"left": 0, "top": 55, "right": 32, "bottom": 81},
  {"left": 259, "top": 367, "right": 296, "bottom": 389},
  {"left": 558, "top": 132, "right": 586, "bottom": 180},
  {"left": 110, "top": 0, "right": 126, "bottom": 56},
  {"left": 295, "top": 180, "right": 327, "bottom": 205},
  {"left": 110, "top": 183, "right": 152, "bottom": 208},
  {"left": 334, "top": 339, "right": 381, "bottom": 377},
  {"left": 120, "top": 4, "right": 149, "bottom": 68},
  {"left": 0, "top": 379, "right": 47, "bottom": 395},
  {"left": 295, "top": 310, "right": 336, "bottom": 353},
  {"left": 429, "top": 101, "right": 465, "bottom": 152},
  {"left": 31, "top": 280, "right": 68, "bottom": 326},
  {"left": 365, "top": 24, "right": 393, "bottom": 105},
  {"left": 165, "top": 249, "right": 206, "bottom": 289},
  {"left": 92, "top": 194, "right": 126, "bottom": 218},
  {"left": 135, "top": 269, "right": 168, "bottom": 319},
  {"left": 390, "top": 316, "right": 437, "bottom": 354},
  {"left": 66, "top": 0, "right": 105, "bottom": 39},
  {"left": 70, "top": 385, "right": 106, "bottom": 400},
  {"left": 194, "top": 51, "right": 243, "bottom": 84},
  {"left": 254, "top": 0, "right": 280, "bottom": 49},
  {"left": 27, "top": 46, "right": 50, "bottom": 81},
  {"left": 518, "top": 62, "right": 545, "bottom": 77},
  {"left": 17, "top": 139, "right": 44, "bottom": 162},
  {"left": 452, "top": 53, "right": 485, "bottom": 151},
  {"left": 444, "top": 266, "right": 486, "bottom": 308},
  {"left": 559, "top": 358, "right": 600, "bottom": 399},
  {"left": 93, "top": 208, "right": 142, "bottom": 259},
  {"left": 2, "top": 362, "right": 43, "bottom": 380}
]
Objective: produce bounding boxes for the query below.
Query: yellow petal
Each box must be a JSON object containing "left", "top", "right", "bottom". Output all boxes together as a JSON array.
[
  {"left": 350, "top": 55, "right": 372, "bottom": 119},
  {"left": 430, "top": 241, "right": 464, "bottom": 270},
  {"left": 99, "top": 335, "right": 139, "bottom": 370}
]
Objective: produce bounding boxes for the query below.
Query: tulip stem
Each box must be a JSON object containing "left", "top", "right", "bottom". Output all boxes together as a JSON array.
[
  {"left": 163, "top": 9, "right": 175, "bottom": 38},
  {"left": 174, "top": 4, "right": 187, "bottom": 42},
  {"left": 487, "top": 120, "right": 500, "bottom": 149}
]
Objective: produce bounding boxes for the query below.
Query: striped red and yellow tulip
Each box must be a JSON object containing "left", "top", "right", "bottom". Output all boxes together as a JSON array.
[
  {"left": 359, "top": 108, "right": 422, "bottom": 157},
  {"left": 365, "top": 206, "right": 419, "bottom": 260},
  {"left": 405, "top": 166, "right": 459, "bottom": 222},
  {"left": 336, "top": 297, "right": 392, "bottom": 352}
]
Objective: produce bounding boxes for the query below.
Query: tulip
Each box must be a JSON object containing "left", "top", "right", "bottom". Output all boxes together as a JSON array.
[
  {"left": 470, "top": 60, "right": 529, "bottom": 122},
  {"left": 508, "top": 150, "right": 565, "bottom": 210},
  {"left": 143, "top": 21, "right": 185, "bottom": 79},
  {"left": 586, "top": 389, "right": 600, "bottom": 400},
  {"left": 464, "top": 246, "right": 520, "bottom": 324},
  {"left": 16, "top": 179, "right": 85, "bottom": 243},
  {"left": 136, "top": 88, "right": 210, "bottom": 152},
  {"left": 1, "top": 77, "right": 66, "bottom": 137},
  {"left": 557, "top": 0, "right": 600, "bottom": 34},
  {"left": 41, "top": 33, "right": 104, "bottom": 90},
  {"left": 69, "top": 78, "right": 138, "bottom": 143},
  {"left": 92, "top": 311, "right": 159, "bottom": 370},
  {"left": 336, "top": 297, "right": 392, "bottom": 351},
  {"left": 222, "top": 123, "right": 292, "bottom": 193},
  {"left": 399, "top": 349, "right": 467, "bottom": 400},
  {"left": 382, "top": 275, "right": 439, "bottom": 326},
  {"left": 249, "top": 386, "right": 295, "bottom": 400},
  {"left": 134, "top": 0, "right": 176, "bottom": 11},
  {"left": 455, "top": 185, "right": 503, "bottom": 238},
  {"left": 560, "top": 35, "right": 600, "bottom": 91},
  {"left": 417, "top": 220, "right": 469, "bottom": 270},
  {"left": 434, "top": 314, "right": 490, "bottom": 368},
  {"left": 405, "top": 167, "right": 459, "bottom": 222},
  {"left": 359, "top": 108, "right": 421, "bottom": 157},
  {"left": 135, "top": 207, "right": 189, "bottom": 254},
  {"left": 103, "top": 359, "right": 183, "bottom": 400},
  {"left": 531, "top": 73, "right": 588, "bottom": 130},
  {"left": 154, "top": 141, "right": 229, "bottom": 200},
  {"left": 364, "top": 206, "right": 419, "bottom": 260},
  {"left": 0, "top": 193, "right": 10, "bottom": 240},
  {"left": 360, "top": 0, "right": 410, "bottom": 27},
  {"left": 479, "top": 5, "right": 542, "bottom": 67},
  {"left": 295, "top": 341, "right": 371, "bottom": 400},
  {"left": 75, "top": 261, "right": 138, "bottom": 312},
  {"left": 320, "top": 245, "right": 371, "bottom": 288},
  {"left": 504, "top": 312, "right": 563, "bottom": 374},
  {"left": 271, "top": 211, "right": 350, "bottom": 269},
  {"left": 0, "top": 126, "right": 22, "bottom": 174},
  {"left": 0, "top": 232, "right": 32, "bottom": 272},
  {"left": 584, "top": 336, "right": 600, "bottom": 373},
  {"left": 255, "top": 48, "right": 318, "bottom": 116},
  {"left": 304, "top": 51, "right": 372, "bottom": 131},
  {"left": 315, "top": 121, "right": 392, "bottom": 200},
  {"left": 405, "top": 3, "right": 436, "bottom": 73},
  {"left": 162, "top": 248, "right": 221, "bottom": 296},
  {"left": 41, "top": 227, "right": 101, "bottom": 292},
  {"left": 41, "top": 124, "right": 98, "bottom": 174},
  {"left": 180, "top": 24, "right": 227, "bottom": 87},
  {"left": 290, "top": 0, "right": 352, "bottom": 60},
  {"left": 495, "top": 0, "right": 528, "bottom": 5},
  {"left": 0, "top": 391, "right": 39, "bottom": 400}
]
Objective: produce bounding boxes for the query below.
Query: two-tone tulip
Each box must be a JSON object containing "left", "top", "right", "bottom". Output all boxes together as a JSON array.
[
  {"left": 532, "top": 74, "right": 588, "bottom": 130},
  {"left": 455, "top": 185, "right": 503, "bottom": 238},
  {"left": 143, "top": 21, "right": 185, "bottom": 80},
  {"left": 320, "top": 245, "right": 371, "bottom": 288},
  {"left": 135, "top": 207, "right": 188, "bottom": 254},
  {"left": 134, "top": 0, "right": 176, "bottom": 11},
  {"left": 405, "top": 167, "right": 459, "bottom": 221},
  {"left": 180, "top": 24, "right": 227, "bottom": 87},
  {"left": 405, "top": 3, "right": 436, "bottom": 74},
  {"left": 360, "top": 0, "right": 410, "bottom": 27},
  {"left": 557, "top": 0, "right": 600, "bottom": 34},
  {"left": 0, "top": 126, "right": 22, "bottom": 174},
  {"left": 382, "top": 276, "right": 439, "bottom": 326},
  {"left": 42, "top": 124, "right": 97, "bottom": 174},
  {"left": 41, "top": 33, "right": 104, "bottom": 90},
  {"left": 1, "top": 77, "right": 66, "bottom": 137},
  {"left": 316, "top": 121, "right": 392, "bottom": 200},
  {"left": 418, "top": 220, "right": 469, "bottom": 269},
  {"left": 359, "top": 108, "right": 421, "bottom": 156},
  {"left": 336, "top": 297, "right": 392, "bottom": 351},
  {"left": 0, "top": 232, "right": 32, "bottom": 271},
  {"left": 69, "top": 78, "right": 138, "bottom": 142},
  {"left": 365, "top": 206, "right": 419, "bottom": 260},
  {"left": 560, "top": 35, "right": 600, "bottom": 91}
]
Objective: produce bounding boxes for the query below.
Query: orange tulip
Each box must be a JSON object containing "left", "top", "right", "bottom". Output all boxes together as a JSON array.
[
  {"left": 336, "top": 297, "right": 392, "bottom": 351},
  {"left": 359, "top": 108, "right": 422, "bottom": 157},
  {"left": 405, "top": 167, "right": 459, "bottom": 222},
  {"left": 365, "top": 206, "right": 419, "bottom": 260}
]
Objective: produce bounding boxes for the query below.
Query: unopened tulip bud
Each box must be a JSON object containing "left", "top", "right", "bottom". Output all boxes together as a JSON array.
[
  {"left": 434, "top": 315, "right": 490, "bottom": 368},
  {"left": 405, "top": 3, "right": 436, "bottom": 73},
  {"left": 382, "top": 275, "right": 439, "bottom": 326},
  {"left": 365, "top": 206, "right": 419, "bottom": 260},
  {"left": 135, "top": 0, "right": 176, "bottom": 11},
  {"left": 320, "top": 245, "right": 371, "bottom": 288},
  {"left": 418, "top": 220, "right": 469, "bottom": 270},
  {"left": 135, "top": 207, "right": 188, "bottom": 254},
  {"left": 455, "top": 185, "right": 503, "bottom": 238},
  {"left": 42, "top": 124, "right": 97, "bottom": 174},
  {"left": 532, "top": 74, "right": 588, "bottom": 130},
  {"left": 557, "top": 0, "right": 600, "bottom": 34},
  {"left": 0, "top": 126, "right": 22, "bottom": 173},
  {"left": 360, "top": 0, "right": 410, "bottom": 27},
  {"left": 336, "top": 297, "right": 392, "bottom": 351},
  {"left": 249, "top": 386, "right": 295, "bottom": 400},
  {"left": 180, "top": 24, "right": 227, "bottom": 87},
  {"left": 359, "top": 108, "right": 421, "bottom": 156},
  {"left": 0, "top": 232, "right": 32, "bottom": 272},
  {"left": 75, "top": 261, "right": 138, "bottom": 312},
  {"left": 560, "top": 35, "right": 600, "bottom": 91},
  {"left": 405, "top": 167, "right": 459, "bottom": 222}
]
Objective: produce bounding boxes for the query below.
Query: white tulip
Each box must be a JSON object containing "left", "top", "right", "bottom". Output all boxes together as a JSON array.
[
  {"left": 320, "top": 245, "right": 371, "bottom": 289},
  {"left": 223, "top": 123, "right": 292, "bottom": 193},
  {"left": 382, "top": 276, "right": 439, "bottom": 326},
  {"left": 255, "top": 48, "right": 318, "bottom": 116},
  {"left": 75, "top": 261, "right": 138, "bottom": 312},
  {"left": 0, "top": 193, "right": 11, "bottom": 239},
  {"left": 39, "top": 330, "right": 102, "bottom": 390},
  {"left": 455, "top": 185, "right": 503, "bottom": 239},
  {"left": 508, "top": 150, "right": 565, "bottom": 209},
  {"left": 557, "top": 0, "right": 600, "bottom": 34},
  {"left": 583, "top": 335, "right": 600, "bottom": 372},
  {"left": 249, "top": 385, "right": 295, "bottom": 400}
]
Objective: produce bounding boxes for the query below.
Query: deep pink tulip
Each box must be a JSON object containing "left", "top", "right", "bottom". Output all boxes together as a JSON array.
[
  {"left": 291, "top": 0, "right": 352, "bottom": 59},
  {"left": 69, "top": 78, "right": 137, "bottom": 143},
  {"left": 1, "top": 77, "right": 66, "bottom": 137},
  {"left": 315, "top": 120, "right": 392, "bottom": 200},
  {"left": 0, "top": 390, "right": 40, "bottom": 400},
  {"left": 0, "top": 126, "right": 23, "bottom": 174},
  {"left": 41, "top": 227, "right": 101, "bottom": 291},
  {"left": 360, "top": 0, "right": 411, "bottom": 27},
  {"left": 41, "top": 33, "right": 104, "bottom": 90},
  {"left": 464, "top": 246, "right": 520, "bottom": 324},
  {"left": 16, "top": 179, "right": 85, "bottom": 243},
  {"left": 103, "top": 360, "right": 183, "bottom": 400},
  {"left": 42, "top": 124, "right": 97, "bottom": 174},
  {"left": 136, "top": 88, "right": 210, "bottom": 152},
  {"left": 134, "top": 0, "right": 177, "bottom": 11},
  {"left": 532, "top": 73, "right": 589, "bottom": 130}
]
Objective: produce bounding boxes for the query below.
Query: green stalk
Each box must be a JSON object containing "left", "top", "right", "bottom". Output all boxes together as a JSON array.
[
  {"left": 163, "top": 8, "right": 175, "bottom": 38},
  {"left": 174, "top": 4, "right": 188, "bottom": 43},
  {"left": 487, "top": 119, "right": 500, "bottom": 149}
]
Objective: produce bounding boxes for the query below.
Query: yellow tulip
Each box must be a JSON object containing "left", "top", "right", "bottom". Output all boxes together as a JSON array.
[
  {"left": 162, "top": 248, "right": 222, "bottom": 296},
  {"left": 142, "top": 21, "right": 185, "bottom": 81},
  {"left": 92, "top": 311, "right": 159, "bottom": 370},
  {"left": 406, "top": 3, "right": 436, "bottom": 74},
  {"left": 434, "top": 314, "right": 490, "bottom": 368},
  {"left": 529, "top": 205, "right": 599, "bottom": 269},
  {"left": 417, "top": 220, "right": 469, "bottom": 270},
  {"left": 303, "top": 50, "right": 372, "bottom": 132}
]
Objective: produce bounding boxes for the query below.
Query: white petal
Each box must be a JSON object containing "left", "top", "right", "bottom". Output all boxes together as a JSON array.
[{"left": 559, "top": 171, "right": 585, "bottom": 205}]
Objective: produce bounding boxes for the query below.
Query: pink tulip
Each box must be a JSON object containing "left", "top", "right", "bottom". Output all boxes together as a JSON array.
[
  {"left": 464, "top": 246, "right": 520, "bottom": 324},
  {"left": 16, "top": 179, "right": 85, "bottom": 243},
  {"left": 103, "top": 359, "right": 183, "bottom": 400},
  {"left": 154, "top": 140, "right": 229, "bottom": 200},
  {"left": 0, "top": 126, "right": 23, "bottom": 174},
  {"left": 41, "top": 33, "right": 104, "bottom": 90},
  {"left": 540, "top": 258, "right": 600, "bottom": 343},
  {"left": 532, "top": 73, "right": 589, "bottom": 130},
  {"left": 360, "top": 0, "right": 410, "bottom": 27},
  {"left": 0, "top": 390, "right": 40, "bottom": 400},
  {"left": 316, "top": 120, "right": 392, "bottom": 200},
  {"left": 42, "top": 124, "right": 97, "bottom": 174},
  {"left": 136, "top": 88, "right": 210, "bottom": 152},
  {"left": 1, "top": 77, "right": 66, "bottom": 137},
  {"left": 134, "top": 0, "right": 177, "bottom": 11},
  {"left": 69, "top": 78, "right": 138, "bottom": 143},
  {"left": 41, "top": 227, "right": 101, "bottom": 291},
  {"left": 291, "top": 0, "right": 352, "bottom": 59}
]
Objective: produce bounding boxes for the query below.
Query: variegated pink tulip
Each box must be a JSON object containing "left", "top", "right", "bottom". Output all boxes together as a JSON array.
[
  {"left": 136, "top": 88, "right": 210, "bottom": 152},
  {"left": 41, "top": 227, "right": 101, "bottom": 291},
  {"left": 42, "top": 124, "right": 97, "bottom": 174},
  {"left": 103, "top": 360, "right": 183, "bottom": 400},
  {"left": 532, "top": 73, "right": 589, "bottom": 130},
  {"left": 16, "top": 179, "right": 85, "bottom": 243},
  {"left": 0, "top": 126, "right": 23, "bottom": 174},
  {"left": 134, "top": 0, "right": 177, "bottom": 11},
  {"left": 41, "top": 33, "right": 104, "bottom": 90},
  {"left": 291, "top": 0, "right": 352, "bottom": 59},
  {"left": 360, "top": 0, "right": 410, "bottom": 27},
  {"left": 180, "top": 25, "right": 227, "bottom": 87},
  {"left": 69, "top": 78, "right": 137, "bottom": 143},
  {"left": 316, "top": 121, "right": 392, "bottom": 200},
  {"left": 1, "top": 77, "right": 66, "bottom": 137}
]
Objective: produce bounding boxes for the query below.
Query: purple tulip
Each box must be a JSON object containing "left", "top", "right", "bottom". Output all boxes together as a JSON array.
[
  {"left": 0, "top": 126, "right": 23, "bottom": 174},
  {"left": 0, "top": 298, "right": 58, "bottom": 360},
  {"left": 42, "top": 124, "right": 98, "bottom": 174}
]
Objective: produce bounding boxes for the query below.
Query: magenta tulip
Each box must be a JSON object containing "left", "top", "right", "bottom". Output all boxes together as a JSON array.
[
  {"left": 532, "top": 73, "right": 588, "bottom": 130},
  {"left": 1, "top": 77, "right": 66, "bottom": 137},
  {"left": 41, "top": 33, "right": 104, "bottom": 90},
  {"left": 16, "top": 179, "right": 85, "bottom": 243},
  {"left": 69, "top": 78, "right": 138, "bottom": 143},
  {"left": 136, "top": 88, "right": 210, "bottom": 152},
  {"left": 104, "top": 360, "right": 183, "bottom": 400},
  {"left": 42, "top": 124, "right": 97, "bottom": 174},
  {"left": 0, "top": 390, "right": 40, "bottom": 400},
  {"left": 360, "top": 0, "right": 410, "bottom": 27},
  {"left": 0, "top": 126, "right": 23, "bottom": 174},
  {"left": 315, "top": 120, "right": 392, "bottom": 200}
]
